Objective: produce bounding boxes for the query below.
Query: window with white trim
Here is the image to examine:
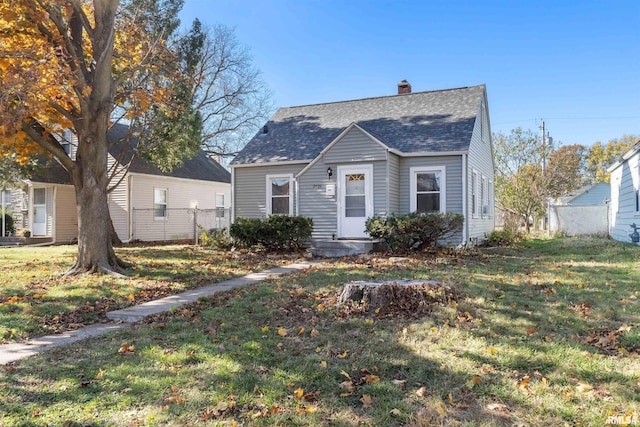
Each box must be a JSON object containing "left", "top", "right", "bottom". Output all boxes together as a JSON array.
[
  {"left": 266, "top": 174, "right": 293, "bottom": 215},
  {"left": 410, "top": 166, "right": 446, "bottom": 213},
  {"left": 471, "top": 170, "right": 478, "bottom": 217},
  {"left": 481, "top": 176, "right": 487, "bottom": 216},
  {"left": 216, "top": 193, "right": 225, "bottom": 218},
  {"left": 154, "top": 188, "right": 167, "bottom": 219}
]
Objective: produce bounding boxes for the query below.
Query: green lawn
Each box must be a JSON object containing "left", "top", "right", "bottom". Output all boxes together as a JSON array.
[
  {"left": 1, "top": 237, "right": 639, "bottom": 426},
  {"left": 0, "top": 244, "right": 299, "bottom": 343}
]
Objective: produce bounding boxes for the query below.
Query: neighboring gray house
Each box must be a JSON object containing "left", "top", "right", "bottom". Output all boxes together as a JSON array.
[
  {"left": 608, "top": 140, "right": 640, "bottom": 244},
  {"left": 231, "top": 82, "right": 495, "bottom": 246},
  {"left": 549, "top": 182, "right": 610, "bottom": 236}
]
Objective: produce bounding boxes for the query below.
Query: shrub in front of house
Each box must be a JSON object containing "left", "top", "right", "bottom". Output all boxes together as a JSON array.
[
  {"left": 230, "top": 215, "right": 313, "bottom": 251},
  {"left": 1, "top": 213, "right": 15, "bottom": 236},
  {"left": 366, "top": 211, "right": 464, "bottom": 253},
  {"left": 198, "top": 227, "right": 234, "bottom": 250},
  {"left": 484, "top": 227, "right": 523, "bottom": 247}
]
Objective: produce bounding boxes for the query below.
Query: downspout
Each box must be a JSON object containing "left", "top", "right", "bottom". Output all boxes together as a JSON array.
[
  {"left": 28, "top": 183, "right": 33, "bottom": 236},
  {"left": 294, "top": 177, "right": 299, "bottom": 216},
  {"left": 385, "top": 149, "right": 390, "bottom": 217},
  {"left": 51, "top": 186, "right": 57, "bottom": 244},
  {"left": 230, "top": 166, "right": 235, "bottom": 223},
  {"left": 462, "top": 153, "right": 468, "bottom": 246},
  {"left": 127, "top": 174, "right": 133, "bottom": 242}
]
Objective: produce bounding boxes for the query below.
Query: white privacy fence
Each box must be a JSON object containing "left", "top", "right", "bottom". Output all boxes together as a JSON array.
[
  {"left": 548, "top": 205, "right": 608, "bottom": 236},
  {"left": 131, "top": 208, "right": 230, "bottom": 242}
]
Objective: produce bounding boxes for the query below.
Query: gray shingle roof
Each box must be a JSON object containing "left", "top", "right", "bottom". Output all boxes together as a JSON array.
[
  {"left": 232, "top": 85, "right": 485, "bottom": 165},
  {"left": 33, "top": 123, "right": 231, "bottom": 185}
]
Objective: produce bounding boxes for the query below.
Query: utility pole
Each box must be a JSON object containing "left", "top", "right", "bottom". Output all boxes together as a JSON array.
[
  {"left": 540, "top": 119, "right": 546, "bottom": 175},
  {"left": 540, "top": 119, "right": 551, "bottom": 236}
]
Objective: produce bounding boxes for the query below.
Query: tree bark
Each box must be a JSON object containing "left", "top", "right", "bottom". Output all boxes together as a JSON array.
[
  {"left": 337, "top": 280, "right": 457, "bottom": 316},
  {"left": 65, "top": 0, "right": 127, "bottom": 276}
]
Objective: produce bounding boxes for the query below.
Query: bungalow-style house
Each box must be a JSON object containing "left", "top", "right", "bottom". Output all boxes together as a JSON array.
[
  {"left": 608, "top": 139, "right": 640, "bottom": 244},
  {"left": 231, "top": 82, "right": 495, "bottom": 247},
  {"left": 10, "top": 123, "right": 231, "bottom": 243}
]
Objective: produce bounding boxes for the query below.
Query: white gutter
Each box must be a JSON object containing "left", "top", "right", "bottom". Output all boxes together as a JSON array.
[
  {"left": 51, "top": 186, "right": 57, "bottom": 244},
  {"left": 127, "top": 173, "right": 134, "bottom": 242},
  {"left": 385, "top": 149, "right": 390, "bottom": 216},
  {"left": 462, "top": 153, "right": 468, "bottom": 245},
  {"left": 294, "top": 178, "right": 300, "bottom": 216},
  {"left": 230, "top": 167, "right": 235, "bottom": 223}
]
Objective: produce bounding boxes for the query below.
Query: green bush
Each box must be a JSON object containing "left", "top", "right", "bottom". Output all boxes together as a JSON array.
[
  {"left": 484, "top": 227, "right": 523, "bottom": 247},
  {"left": 365, "top": 211, "right": 464, "bottom": 253},
  {"left": 1, "top": 213, "right": 14, "bottom": 236},
  {"left": 230, "top": 215, "right": 313, "bottom": 251},
  {"left": 198, "top": 227, "right": 234, "bottom": 250}
]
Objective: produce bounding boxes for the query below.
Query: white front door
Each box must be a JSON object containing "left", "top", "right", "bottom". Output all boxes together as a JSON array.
[
  {"left": 338, "top": 164, "right": 373, "bottom": 238},
  {"left": 33, "top": 188, "right": 47, "bottom": 236}
]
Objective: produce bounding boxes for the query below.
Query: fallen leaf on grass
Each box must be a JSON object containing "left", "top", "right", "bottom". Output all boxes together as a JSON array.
[
  {"left": 576, "top": 382, "right": 594, "bottom": 394},
  {"left": 487, "top": 403, "right": 510, "bottom": 414},
  {"left": 277, "top": 327, "right": 288, "bottom": 337},
  {"left": 517, "top": 375, "right": 530, "bottom": 392},
  {"left": 360, "top": 394, "right": 372, "bottom": 407},
  {"left": 364, "top": 374, "right": 380, "bottom": 384},
  {"left": 294, "top": 388, "right": 304, "bottom": 399}
]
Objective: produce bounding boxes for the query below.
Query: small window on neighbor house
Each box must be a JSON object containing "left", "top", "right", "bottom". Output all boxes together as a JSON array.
[
  {"left": 636, "top": 188, "right": 640, "bottom": 212},
  {"left": 216, "top": 194, "right": 225, "bottom": 218},
  {"left": 267, "top": 175, "right": 293, "bottom": 215},
  {"left": 154, "top": 188, "right": 167, "bottom": 219}
]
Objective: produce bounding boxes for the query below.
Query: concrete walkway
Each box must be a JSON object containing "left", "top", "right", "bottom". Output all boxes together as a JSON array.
[{"left": 0, "top": 261, "right": 318, "bottom": 365}]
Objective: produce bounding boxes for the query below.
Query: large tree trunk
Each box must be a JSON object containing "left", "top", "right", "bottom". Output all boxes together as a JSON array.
[
  {"left": 65, "top": 0, "right": 127, "bottom": 276},
  {"left": 67, "top": 118, "right": 127, "bottom": 275}
]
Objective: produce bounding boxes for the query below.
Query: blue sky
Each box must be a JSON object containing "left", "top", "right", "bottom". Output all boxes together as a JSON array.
[{"left": 180, "top": 0, "right": 640, "bottom": 147}]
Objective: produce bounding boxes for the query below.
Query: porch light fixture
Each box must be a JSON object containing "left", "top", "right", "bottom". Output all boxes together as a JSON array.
[{"left": 327, "top": 167, "right": 333, "bottom": 180}]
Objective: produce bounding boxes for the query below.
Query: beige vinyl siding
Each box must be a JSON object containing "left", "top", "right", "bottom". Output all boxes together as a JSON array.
[
  {"left": 54, "top": 185, "right": 78, "bottom": 243},
  {"left": 129, "top": 174, "right": 231, "bottom": 241},
  {"left": 466, "top": 95, "right": 495, "bottom": 242},
  {"left": 233, "top": 164, "right": 305, "bottom": 219},
  {"left": 609, "top": 152, "right": 640, "bottom": 243},
  {"left": 108, "top": 154, "right": 130, "bottom": 241}
]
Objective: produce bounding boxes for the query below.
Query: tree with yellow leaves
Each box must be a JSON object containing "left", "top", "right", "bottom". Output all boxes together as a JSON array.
[{"left": 0, "top": 0, "right": 199, "bottom": 274}]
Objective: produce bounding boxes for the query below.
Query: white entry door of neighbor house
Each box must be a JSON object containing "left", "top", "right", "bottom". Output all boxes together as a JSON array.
[
  {"left": 338, "top": 164, "right": 373, "bottom": 238},
  {"left": 32, "top": 188, "right": 47, "bottom": 236}
]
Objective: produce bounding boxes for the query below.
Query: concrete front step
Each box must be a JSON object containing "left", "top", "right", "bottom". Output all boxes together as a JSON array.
[
  {"left": 309, "top": 239, "right": 381, "bottom": 258},
  {"left": 0, "top": 237, "right": 24, "bottom": 247}
]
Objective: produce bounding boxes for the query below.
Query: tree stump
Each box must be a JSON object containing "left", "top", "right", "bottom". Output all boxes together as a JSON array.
[{"left": 337, "top": 280, "right": 457, "bottom": 315}]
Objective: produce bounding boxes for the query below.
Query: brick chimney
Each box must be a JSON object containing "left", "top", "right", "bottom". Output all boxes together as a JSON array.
[{"left": 397, "top": 79, "right": 412, "bottom": 94}]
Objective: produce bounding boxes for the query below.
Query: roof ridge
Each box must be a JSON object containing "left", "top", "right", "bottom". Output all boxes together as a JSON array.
[{"left": 279, "top": 84, "right": 485, "bottom": 110}]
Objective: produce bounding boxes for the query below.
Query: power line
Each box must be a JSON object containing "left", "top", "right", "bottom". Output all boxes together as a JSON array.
[{"left": 494, "top": 116, "right": 640, "bottom": 125}]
